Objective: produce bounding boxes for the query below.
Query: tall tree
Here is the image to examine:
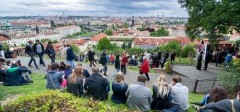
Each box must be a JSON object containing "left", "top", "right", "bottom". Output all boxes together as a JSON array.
[
  {"left": 104, "top": 29, "right": 113, "bottom": 36},
  {"left": 97, "top": 38, "right": 113, "bottom": 50},
  {"left": 178, "top": 0, "right": 240, "bottom": 43}
]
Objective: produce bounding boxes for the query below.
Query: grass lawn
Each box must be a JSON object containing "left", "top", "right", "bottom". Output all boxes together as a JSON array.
[
  {"left": 0, "top": 73, "right": 203, "bottom": 112},
  {"left": 174, "top": 57, "right": 197, "bottom": 65},
  {"left": 128, "top": 66, "right": 157, "bottom": 73}
]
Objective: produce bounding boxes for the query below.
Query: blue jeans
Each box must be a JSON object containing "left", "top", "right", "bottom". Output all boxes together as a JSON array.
[{"left": 66, "top": 60, "right": 75, "bottom": 69}]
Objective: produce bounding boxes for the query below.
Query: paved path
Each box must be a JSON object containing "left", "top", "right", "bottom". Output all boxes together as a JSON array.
[{"left": 8, "top": 56, "right": 220, "bottom": 93}]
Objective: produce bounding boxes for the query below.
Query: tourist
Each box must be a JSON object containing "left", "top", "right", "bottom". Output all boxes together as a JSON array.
[
  {"left": 224, "top": 53, "right": 233, "bottom": 66},
  {"left": 4, "top": 48, "right": 14, "bottom": 58},
  {"left": 152, "top": 53, "right": 158, "bottom": 68},
  {"left": 160, "top": 55, "right": 166, "bottom": 68},
  {"left": 200, "top": 86, "right": 227, "bottom": 106},
  {"left": 84, "top": 67, "right": 110, "bottom": 101},
  {"left": 125, "top": 75, "right": 152, "bottom": 111},
  {"left": 67, "top": 66, "right": 85, "bottom": 97},
  {"left": 77, "top": 63, "right": 90, "bottom": 78},
  {"left": 99, "top": 51, "right": 107, "bottom": 76},
  {"left": 25, "top": 41, "right": 39, "bottom": 69},
  {"left": 140, "top": 56, "right": 150, "bottom": 81},
  {"left": 199, "top": 91, "right": 240, "bottom": 112},
  {"left": 87, "top": 48, "right": 96, "bottom": 67},
  {"left": 204, "top": 51, "right": 212, "bottom": 70},
  {"left": 66, "top": 44, "right": 75, "bottom": 69},
  {"left": 151, "top": 75, "right": 172, "bottom": 110},
  {"left": 196, "top": 51, "right": 203, "bottom": 70},
  {"left": 46, "top": 64, "right": 52, "bottom": 72},
  {"left": 170, "top": 52, "right": 176, "bottom": 67},
  {"left": 45, "top": 42, "right": 56, "bottom": 63},
  {"left": 59, "top": 61, "right": 66, "bottom": 71},
  {"left": 33, "top": 40, "right": 45, "bottom": 67},
  {"left": 165, "top": 50, "right": 169, "bottom": 59},
  {"left": 111, "top": 73, "right": 128, "bottom": 104},
  {"left": 16, "top": 60, "right": 33, "bottom": 83},
  {"left": 0, "top": 58, "right": 7, "bottom": 82},
  {"left": 45, "top": 62, "right": 63, "bottom": 90},
  {"left": 4, "top": 61, "right": 29, "bottom": 86},
  {"left": 63, "top": 64, "right": 73, "bottom": 79},
  {"left": 169, "top": 76, "right": 189, "bottom": 111},
  {"left": 216, "top": 49, "right": 223, "bottom": 67},
  {"left": 0, "top": 43, "right": 5, "bottom": 59},
  {"left": 110, "top": 54, "right": 115, "bottom": 65},
  {"left": 121, "top": 52, "right": 128, "bottom": 74},
  {"left": 113, "top": 55, "right": 121, "bottom": 79},
  {"left": 157, "top": 51, "right": 162, "bottom": 68}
]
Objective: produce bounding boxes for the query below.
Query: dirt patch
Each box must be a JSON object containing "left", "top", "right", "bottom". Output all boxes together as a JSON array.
[{"left": 0, "top": 94, "right": 21, "bottom": 106}]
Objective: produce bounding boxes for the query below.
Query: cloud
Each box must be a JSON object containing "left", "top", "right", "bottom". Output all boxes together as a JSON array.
[{"left": 0, "top": 0, "right": 188, "bottom": 17}]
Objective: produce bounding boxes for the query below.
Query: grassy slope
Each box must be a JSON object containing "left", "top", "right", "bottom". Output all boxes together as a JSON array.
[{"left": 0, "top": 73, "right": 203, "bottom": 112}]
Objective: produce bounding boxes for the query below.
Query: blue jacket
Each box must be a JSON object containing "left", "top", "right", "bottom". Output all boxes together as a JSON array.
[
  {"left": 4, "top": 65, "right": 28, "bottom": 86},
  {"left": 64, "top": 68, "right": 73, "bottom": 79},
  {"left": 111, "top": 81, "right": 128, "bottom": 104},
  {"left": 66, "top": 47, "right": 75, "bottom": 61},
  {"left": 46, "top": 70, "right": 63, "bottom": 89}
]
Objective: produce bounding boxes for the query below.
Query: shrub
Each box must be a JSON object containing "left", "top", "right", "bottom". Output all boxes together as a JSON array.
[
  {"left": 2, "top": 90, "right": 132, "bottom": 112},
  {"left": 181, "top": 44, "right": 196, "bottom": 58}
]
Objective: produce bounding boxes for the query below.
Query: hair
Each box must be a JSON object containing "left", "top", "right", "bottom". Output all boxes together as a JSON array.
[
  {"left": 115, "top": 73, "right": 124, "bottom": 83},
  {"left": 51, "top": 62, "right": 59, "bottom": 70},
  {"left": 92, "top": 67, "right": 99, "bottom": 73},
  {"left": 16, "top": 60, "right": 22, "bottom": 66},
  {"left": 156, "top": 75, "right": 170, "bottom": 98},
  {"left": 28, "top": 41, "right": 33, "bottom": 44},
  {"left": 116, "top": 55, "right": 120, "bottom": 60},
  {"left": 65, "top": 64, "right": 71, "bottom": 69},
  {"left": 0, "top": 58, "right": 6, "bottom": 63},
  {"left": 47, "top": 64, "right": 52, "bottom": 71},
  {"left": 36, "top": 40, "right": 40, "bottom": 42},
  {"left": 172, "top": 76, "right": 182, "bottom": 83},
  {"left": 209, "top": 86, "right": 227, "bottom": 103},
  {"left": 138, "top": 75, "right": 147, "bottom": 83},
  {"left": 69, "top": 66, "right": 83, "bottom": 84},
  {"left": 77, "top": 63, "right": 83, "bottom": 66},
  {"left": 6, "top": 60, "right": 10, "bottom": 66},
  {"left": 59, "top": 62, "right": 66, "bottom": 71}
]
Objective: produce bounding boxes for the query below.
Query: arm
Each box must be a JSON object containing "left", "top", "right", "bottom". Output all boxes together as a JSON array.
[
  {"left": 148, "top": 91, "right": 153, "bottom": 104},
  {"left": 59, "top": 73, "right": 63, "bottom": 83},
  {"left": 125, "top": 87, "right": 129, "bottom": 97},
  {"left": 200, "top": 94, "right": 209, "bottom": 106},
  {"left": 19, "top": 66, "right": 29, "bottom": 72}
]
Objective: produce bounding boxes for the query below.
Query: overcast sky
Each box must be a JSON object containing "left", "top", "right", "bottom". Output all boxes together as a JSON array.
[{"left": 0, "top": 0, "right": 188, "bottom": 17}]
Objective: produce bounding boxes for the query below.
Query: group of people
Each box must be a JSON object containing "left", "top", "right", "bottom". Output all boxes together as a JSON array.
[
  {"left": 0, "top": 58, "right": 33, "bottom": 86},
  {"left": 25, "top": 40, "right": 76, "bottom": 70}
]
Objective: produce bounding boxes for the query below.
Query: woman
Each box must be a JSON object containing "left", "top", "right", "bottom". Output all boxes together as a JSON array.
[
  {"left": 151, "top": 75, "right": 172, "bottom": 110},
  {"left": 64, "top": 64, "right": 72, "bottom": 80},
  {"left": 196, "top": 51, "right": 203, "bottom": 70},
  {"left": 140, "top": 56, "right": 150, "bottom": 81},
  {"left": 111, "top": 73, "right": 128, "bottom": 104},
  {"left": 67, "top": 66, "right": 85, "bottom": 97},
  {"left": 46, "top": 62, "right": 63, "bottom": 90}
]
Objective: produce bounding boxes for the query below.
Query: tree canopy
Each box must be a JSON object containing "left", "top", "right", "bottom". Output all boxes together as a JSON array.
[
  {"left": 104, "top": 29, "right": 113, "bottom": 36},
  {"left": 178, "top": 0, "right": 240, "bottom": 43},
  {"left": 96, "top": 38, "right": 118, "bottom": 50},
  {"left": 150, "top": 27, "right": 169, "bottom": 37}
]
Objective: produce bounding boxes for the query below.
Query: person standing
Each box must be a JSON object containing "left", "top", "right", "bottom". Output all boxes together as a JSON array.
[
  {"left": 170, "top": 52, "right": 176, "bottom": 67},
  {"left": 66, "top": 44, "right": 75, "bottom": 69},
  {"left": 25, "top": 41, "right": 39, "bottom": 69},
  {"left": 204, "top": 51, "right": 212, "bottom": 70},
  {"left": 196, "top": 51, "right": 203, "bottom": 70},
  {"left": 0, "top": 43, "right": 5, "bottom": 59},
  {"left": 125, "top": 75, "right": 152, "bottom": 111},
  {"left": 99, "top": 51, "right": 108, "bottom": 76},
  {"left": 33, "top": 40, "right": 45, "bottom": 67},
  {"left": 165, "top": 50, "right": 169, "bottom": 59},
  {"left": 45, "top": 42, "right": 56, "bottom": 63},
  {"left": 121, "top": 52, "right": 128, "bottom": 74},
  {"left": 88, "top": 49, "right": 96, "bottom": 67},
  {"left": 140, "top": 56, "right": 150, "bottom": 81}
]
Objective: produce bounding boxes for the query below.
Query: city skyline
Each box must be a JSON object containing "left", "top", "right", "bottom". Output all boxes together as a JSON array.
[{"left": 0, "top": 0, "right": 188, "bottom": 17}]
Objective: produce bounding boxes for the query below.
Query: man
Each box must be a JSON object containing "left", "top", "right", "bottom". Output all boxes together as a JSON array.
[
  {"left": 125, "top": 75, "right": 152, "bottom": 111},
  {"left": 33, "top": 40, "right": 45, "bottom": 67},
  {"left": 169, "top": 76, "right": 189, "bottom": 111},
  {"left": 25, "top": 41, "right": 39, "bottom": 69},
  {"left": 121, "top": 52, "right": 128, "bottom": 74},
  {"left": 4, "top": 61, "right": 29, "bottom": 86},
  {"left": 84, "top": 67, "right": 110, "bottom": 101},
  {"left": 66, "top": 44, "right": 75, "bottom": 69},
  {"left": 99, "top": 50, "right": 107, "bottom": 76},
  {"left": 45, "top": 42, "right": 56, "bottom": 63},
  {"left": 87, "top": 49, "right": 95, "bottom": 67}
]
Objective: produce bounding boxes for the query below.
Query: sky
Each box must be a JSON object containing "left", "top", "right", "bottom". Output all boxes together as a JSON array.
[{"left": 0, "top": 0, "right": 188, "bottom": 17}]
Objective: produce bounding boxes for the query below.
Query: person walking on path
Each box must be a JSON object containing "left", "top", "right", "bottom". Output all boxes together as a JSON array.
[
  {"left": 87, "top": 49, "right": 95, "bottom": 67},
  {"left": 33, "top": 40, "right": 45, "bottom": 67},
  {"left": 170, "top": 52, "right": 176, "bottom": 67},
  {"left": 66, "top": 44, "right": 75, "bottom": 69},
  {"left": 45, "top": 42, "right": 56, "bottom": 63},
  {"left": 140, "top": 56, "right": 150, "bottom": 81},
  {"left": 99, "top": 50, "right": 108, "bottom": 76},
  {"left": 204, "top": 51, "right": 212, "bottom": 70},
  {"left": 121, "top": 52, "right": 128, "bottom": 74},
  {"left": 25, "top": 41, "right": 39, "bottom": 69},
  {"left": 196, "top": 51, "right": 203, "bottom": 70}
]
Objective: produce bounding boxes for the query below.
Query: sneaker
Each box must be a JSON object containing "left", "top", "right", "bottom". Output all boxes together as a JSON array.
[{"left": 28, "top": 80, "right": 34, "bottom": 83}]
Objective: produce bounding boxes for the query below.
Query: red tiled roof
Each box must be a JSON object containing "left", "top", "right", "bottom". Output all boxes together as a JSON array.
[
  {"left": 133, "top": 37, "right": 191, "bottom": 46},
  {"left": 61, "top": 39, "right": 87, "bottom": 46},
  {"left": 90, "top": 33, "right": 107, "bottom": 41},
  {"left": 0, "top": 34, "right": 11, "bottom": 41}
]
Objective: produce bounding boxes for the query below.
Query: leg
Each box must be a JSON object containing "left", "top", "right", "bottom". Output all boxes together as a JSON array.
[
  {"left": 28, "top": 55, "right": 33, "bottom": 66},
  {"left": 145, "top": 73, "right": 150, "bottom": 81},
  {"left": 70, "top": 60, "right": 75, "bottom": 69},
  {"left": 31, "top": 55, "right": 38, "bottom": 69},
  {"left": 121, "top": 65, "right": 124, "bottom": 73}
]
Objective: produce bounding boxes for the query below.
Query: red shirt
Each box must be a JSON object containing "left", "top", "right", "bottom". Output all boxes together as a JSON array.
[
  {"left": 121, "top": 55, "right": 128, "bottom": 65},
  {"left": 141, "top": 60, "right": 149, "bottom": 73}
]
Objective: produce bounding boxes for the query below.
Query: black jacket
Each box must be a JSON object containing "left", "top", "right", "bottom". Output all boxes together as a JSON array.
[
  {"left": 88, "top": 51, "right": 95, "bottom": 61},
  {"left": 67, "top": 77, "right": 85, "bottom": 97},
  {"left": 25, "top": 45, "right": 35, "bottom": 56},
  {"left": 33, "top": 43, "right": 44, "bottom": 54},
  {"left": 111, "top": 81, "right": 128, "bottom": 104},
  {"left": 99, "top": 52, "right": 107, "bottom": 65},
  {"left": 151, "top": 85, "right": 172, "bottom": 110},
  {"left": 115, "top": 59, "right": 120, "bottom": 69},
  {"left": 83, "top": 69, "right": 90, "bottom": 78},
  {"left": 84, "top": 73, "right": 109, "bottom": 101},
  {"left": 45, "top": 45, "right": 56, "bottom": 55}
]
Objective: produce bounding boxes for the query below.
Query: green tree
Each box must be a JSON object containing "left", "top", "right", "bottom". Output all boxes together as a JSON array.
[
  {"left": 2, "top": 42, "right": 10, "bottom": 51},
  {"left": 104, "top": 30, "right": 113, "bottom": 36},
  {"left": 53, "top": 40, "right": 58, "bottom": 43},
  {"left": 150, "top": 27, "right": 169, "bottom": 37},
  {"left": 70, "top": 44, "right": 80, "bottom": 54},
  {"left": 96, "top": 38, "right": 113, "bottom": 50},
  {"left": 123, "top": 23, "right": 129, "bottom": 28},
  {"left": 178, "top": 0, "right": 240, "bottom": 43}
]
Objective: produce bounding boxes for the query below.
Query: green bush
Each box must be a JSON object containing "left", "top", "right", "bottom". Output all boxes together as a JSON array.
[
  {"left": 2, "top": 90, "right": 132, "bottom": 112},
  {"left": 181, "top": 44, "right": 196, "bottom": 58}
]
